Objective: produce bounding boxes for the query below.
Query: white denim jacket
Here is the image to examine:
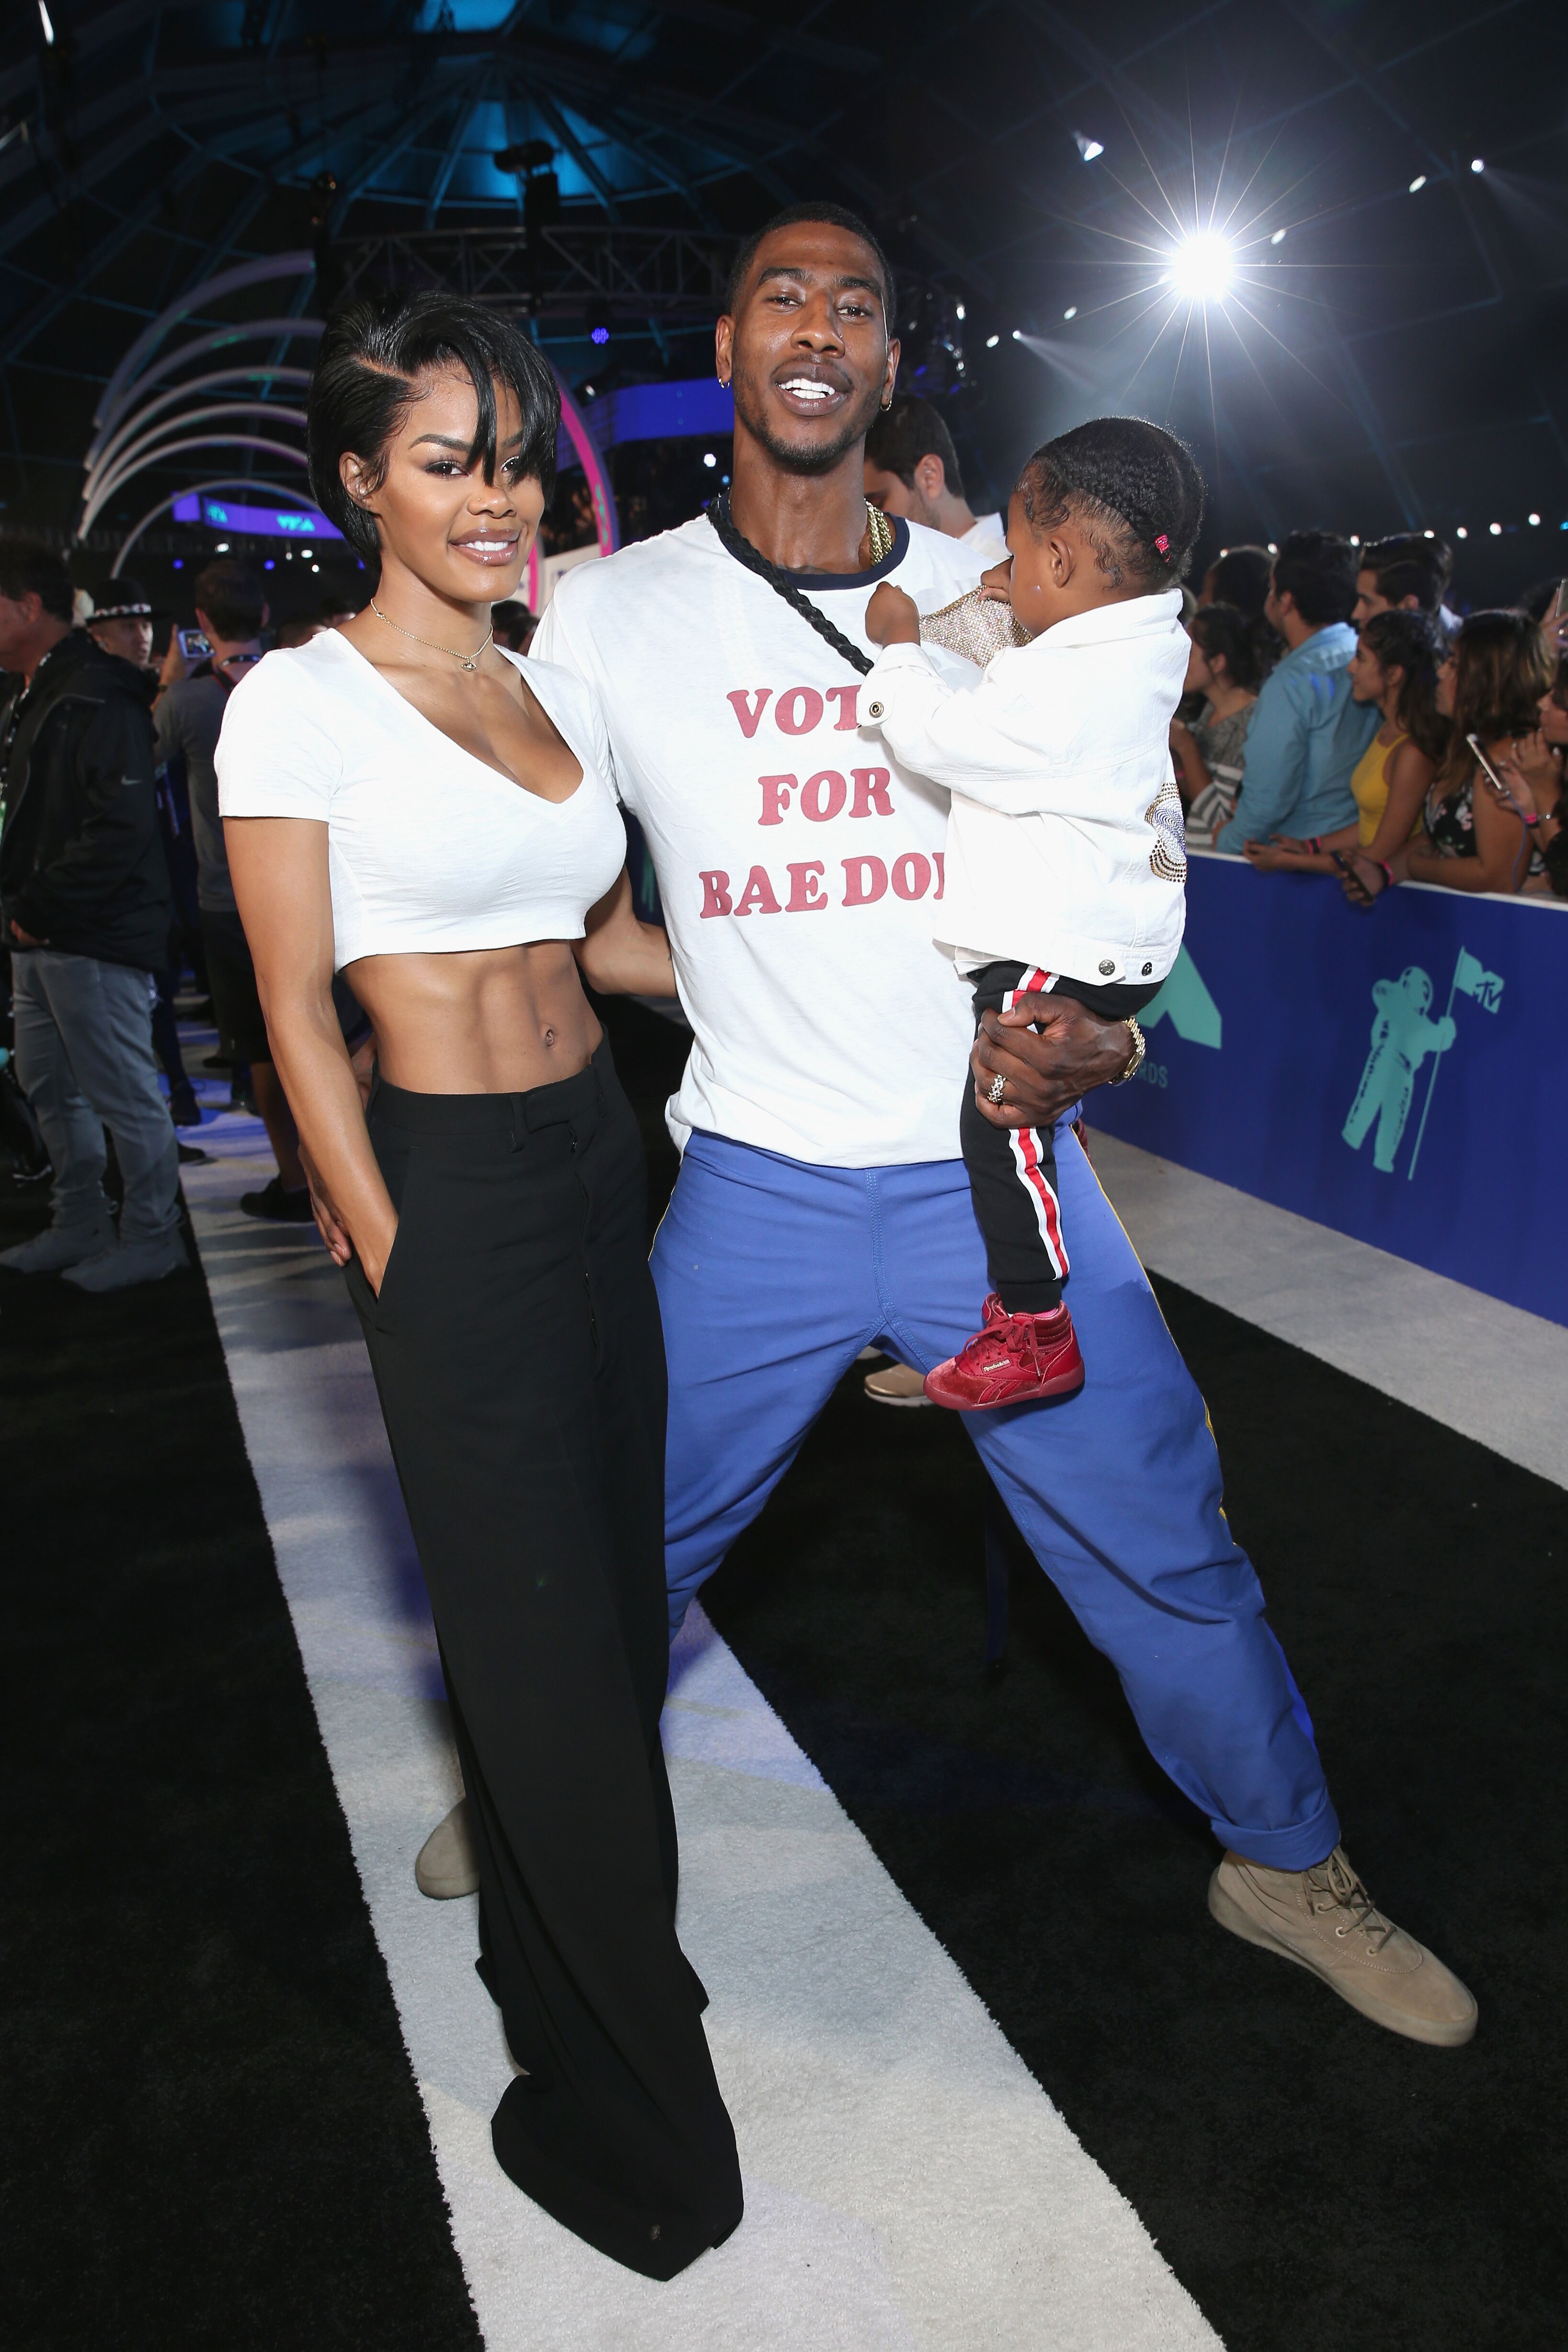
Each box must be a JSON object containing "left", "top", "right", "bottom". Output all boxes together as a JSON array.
[{"left": 861, "top": 586, "right": 1189, "bottom": 989}]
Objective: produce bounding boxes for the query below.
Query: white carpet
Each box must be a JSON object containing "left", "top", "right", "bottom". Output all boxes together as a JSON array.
[{"left": 179, "top": 1099, "right": 1219, "bottom": 2352}]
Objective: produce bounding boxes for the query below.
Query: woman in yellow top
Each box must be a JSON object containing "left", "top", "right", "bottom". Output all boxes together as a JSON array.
[{"left": 1243, "top": 608, "right": 1447, "bottom": 873}]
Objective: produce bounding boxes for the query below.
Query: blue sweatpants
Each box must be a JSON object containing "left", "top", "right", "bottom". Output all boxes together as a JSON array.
[{"left": 652, "top": 1122, "right": 1339, "bottom": 1871}]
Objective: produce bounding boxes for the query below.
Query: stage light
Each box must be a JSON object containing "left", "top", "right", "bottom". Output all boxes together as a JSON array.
[
  {"left": 590, "top": 325, "right": 610, "bottom": 347},
  {"left": 1424, "top": 528, "right": 1435, "bottom": 537},
  {"left": 1063, "top": 306, "right": 1077, "bottom": 320},
  {"left": 1168, "top": 232, "right": 1234, "bottom": 303},
  {"left": 1409, "top": 175, "right": 1427, "bottom": 194},
  {"left": 985, "top": 334, "right": 999, "bottom": 348},
  {"left": 955, "top": 303, "right": 966, "bottom": 320},
  {"left": 1350, "top": 535, "right": 1360, "bottom": 547},
  {"left": 172, "top": 559, "right": 183, "bottom": 571},
  {"left": 312, "top": 563, "right": 320, "bottom": 573},
  {"left": 1471, "top": 158, "right": 1485, "bottom": 173},
  {"left": 1489, "top": 521, "right": 1502, "bottom": 535},
  {"left": 702, "top": 452, "right": 717, "bottom": 468},
  {"left": 1011, "top": 329, "right": 1022, "bottom": 340},
  {"left": 1529, "top": 513, "right": 1541, "bottom": 526},
  {"left": 1267, "top": 542, "right": 1278, "bottom": 554},
  {"left": 1075, "top": 134, "right": 1104, "bottom": 162},
  {"left": 37, "top": 2, "right": 54, "bottom": 44},
  {"left": 215, "top": 542, "right": 229, "bottom": 552},
  {"left": 264, "top": 559, "right": 274, "bottom": 571},
  {"left": 1270, "top": 228, "right": 1287, "bottom": 245},
  {"left": 1456, "top": 527, "right": 1468, "bottom": 539}
]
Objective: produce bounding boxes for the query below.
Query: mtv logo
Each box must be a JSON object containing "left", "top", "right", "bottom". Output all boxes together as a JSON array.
[{"left": 1141, "top": 946, "right": 1222, "bottom": 1048}]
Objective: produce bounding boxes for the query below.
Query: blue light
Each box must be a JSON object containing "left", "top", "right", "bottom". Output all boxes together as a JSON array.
[{"left": 590, "top": 324, "right": 610, "bottom": 346}]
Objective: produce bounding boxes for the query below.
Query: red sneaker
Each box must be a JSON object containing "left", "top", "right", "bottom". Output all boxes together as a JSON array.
[{"left": 924, "top": 1296, "right": 1085, "bottom": 1410}]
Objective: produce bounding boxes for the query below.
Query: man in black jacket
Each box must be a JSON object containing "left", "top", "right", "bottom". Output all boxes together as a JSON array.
[{"left": 0, "top": 541, "right": 184, "bottom": 1288}]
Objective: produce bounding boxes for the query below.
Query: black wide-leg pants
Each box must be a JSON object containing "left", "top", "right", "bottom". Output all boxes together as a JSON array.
[{"left": 343, "top": 1042, "right": 742, "bottom": 2281}]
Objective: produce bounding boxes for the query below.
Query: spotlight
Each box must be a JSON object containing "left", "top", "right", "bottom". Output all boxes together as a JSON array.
[
  {"left": 311, "top": 562, "right": 320, "bottom": 573},
  {"left": 955, "top": 303, "right": 965, "bottom": 320},
  {"left": 264, "top": 559, "right": 275, "bottom": 570},
  {"left": 1063, "top": 306, "right": 1077, "bottom": 320},
  {"left": 1270, "top": 228, "right": 1287, "bottom": 245},
  {"left": 1075, "top": 134, "right": 1104, "bottom": 162},
  {"left": 1350, "top": 535, "right": 1360, "bottom": 547},
  {"left": 1424, "top": 528, "right": 1435, "bottom": 538},
  {"left": 1168, "top": 232, "right": 1234, "bottom": 303},
  {"left": 1529, "top": 513, "right": 1541, "bottom": 526},
  {"left": 1409, "top": 175, "right": 1427, "bottom": 194},
  {"left": 587, "top": 301, "right": 611, "bottom": 347},
  {"left": 985, "top": 333, "right": 999, "bottom": 348},
  {"left": 1267, "top": 542, "right": 1278, "bottom": 555},
  {"left": 214, "top": 541, "right": 229, "bottom": 552},
  {"left": 1471, "top": 158, "right": 1485, "bottom": 173},
  {"left": 172, "top": 559, "right": 183, "bottom": 570},
  {"left": 1456, "top": 526, "right": 1468, "bottom": 539},
  {"left": 702, "top": 452, "right": 717, "bottom": 468},
  {"left": 1488, "top": 521, "right": 1501, "bottom": 535},
  {"left": 37, "top": 1, "right": 54, "bottom": 44},
  {"left": 1011, "top": 329, "right": 1022, "bottom": 340}
]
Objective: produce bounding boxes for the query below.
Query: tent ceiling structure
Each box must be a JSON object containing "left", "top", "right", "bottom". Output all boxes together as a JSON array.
[{"left": 0, "top": 0, "right": 1564, "bottom": 594}]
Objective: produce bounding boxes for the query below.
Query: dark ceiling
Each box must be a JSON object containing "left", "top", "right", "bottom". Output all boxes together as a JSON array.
[{"left": 1, "top": 0, "right": 1565, "bottom": 601}]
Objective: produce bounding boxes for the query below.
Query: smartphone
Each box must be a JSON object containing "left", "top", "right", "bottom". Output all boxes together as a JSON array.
[
  {"left": 1465, "top": 732, "right": 1509, "bottom": 795},
  {"left": 177, "top": 627, "right": 210, "bottom": 660}
]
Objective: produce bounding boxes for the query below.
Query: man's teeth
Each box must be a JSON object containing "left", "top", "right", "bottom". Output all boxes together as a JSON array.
[{"left": 782, "top": 379, "right": 835, "bottom": 400}]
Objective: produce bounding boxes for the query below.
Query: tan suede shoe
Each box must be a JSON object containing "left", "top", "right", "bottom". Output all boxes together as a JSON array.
[
  {"left": 863, "top": 1359, "right": 932, "bottom": 1408},
  {"left": 1210, "top": 1847, "right": 1477, "bottom": 2046},
  {"left": 414, "top": 1797, "right": 480, "bottom": 1899}
]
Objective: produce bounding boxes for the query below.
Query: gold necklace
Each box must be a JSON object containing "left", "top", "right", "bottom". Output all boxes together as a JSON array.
[
  {"left": 865, "top": 501, "right": 894, "bottom": 565},
  {"left": 369, "top": 598, "right": 494, "bottom": 672}
]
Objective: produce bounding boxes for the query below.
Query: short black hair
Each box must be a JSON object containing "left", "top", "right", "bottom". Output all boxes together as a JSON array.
[
  {"left": 1358, "top": 531, "right": 1452, "bottom": 615},
  {"left": 1018, "top": 416, "right": 1204, "bottom": 591},
  {"left": 0, "top": 538, "right": 74, "bottom": 625},
  {"left": 195, "top": 558, "right": 266, "bottom": 640},
  {"left": 309, "top": 291, "right": 560, "bottom": 563},
  {"left": 1271, "top": 530, "right": 1359, "bottom": 627},
  {"left": 1206, "top": 544, "right": 1273, "bottom": 620},
  {"left": 864, "top": 392, "right": 966, "bottom": 502},
  {"left": 725, "top": 203, "right": 895, "bottom": 322}
]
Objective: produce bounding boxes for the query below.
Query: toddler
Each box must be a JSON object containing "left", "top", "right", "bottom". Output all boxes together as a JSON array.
[{"left": 862, "top": 416, "right": 1203, "bottom": 1408}]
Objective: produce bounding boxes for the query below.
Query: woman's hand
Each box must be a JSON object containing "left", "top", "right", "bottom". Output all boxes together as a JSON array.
[
  {"left": 576, "top": 868, "right": 677, "bottom": 998},
  {"left": 971, "top": 995, "right": 1133, "bottom": 1128},
  {"left": 1495, "top": 731, "right": 1561, "bottom": 819},
  {"left": 978, "top": 555, "right": 1014, "bottom": 605},
  {"left": 864, "top": 582, "right": 921, "bottom": 648},
  {"left": 1244, "top": 835, "right": 1315, "bottom": 871},
  {"left": 1335, "top": 848, "right": 1391, "bottom": 906}
]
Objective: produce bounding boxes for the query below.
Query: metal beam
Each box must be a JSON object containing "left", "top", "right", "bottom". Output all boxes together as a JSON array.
[
  {"left": 527, "top": 90, "right": 622, "bottom": 226},
  {"left": 0, "top": 148, "right": 210, "bottom": 368},
  {"left": 423, "top": 70, "right": 487, "bottom": 232}
]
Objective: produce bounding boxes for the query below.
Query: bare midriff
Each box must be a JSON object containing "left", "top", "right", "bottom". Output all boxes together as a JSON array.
[{"left": 344, "top": 939, "right": 602, "bottom": 1095}]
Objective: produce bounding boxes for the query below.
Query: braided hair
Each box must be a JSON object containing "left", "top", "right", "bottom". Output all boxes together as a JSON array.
[
  {"left": 1019, "top": 417, "right": 1204, "bottom": 592},
  {"left": 708, "top": 492, "right": 877, "bottom": 676}
]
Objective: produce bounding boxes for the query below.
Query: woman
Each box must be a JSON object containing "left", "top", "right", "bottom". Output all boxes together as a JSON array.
[
  {"left": 1169, "top": 601, "right": 1264, "bottom": 846},
  {"left": 215, "top": 292, "right": 742, "bottom": 2279},
  {"left": 1337, "top": 609, "right": 1555, "bottom": 905},
  {"left": 1499, "top": 651, "right": 1568, "bottom": 894},
  {"left": 1243, "top": 608, "right": 1446, "bottom": 876}
]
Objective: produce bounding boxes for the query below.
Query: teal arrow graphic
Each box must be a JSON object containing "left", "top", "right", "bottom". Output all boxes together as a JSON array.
[{"left": 1142, "top": 946, "right": 1222, "bottom": 1048}]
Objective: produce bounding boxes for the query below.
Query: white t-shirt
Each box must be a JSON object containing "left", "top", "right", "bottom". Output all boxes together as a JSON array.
[
  {"left": 960, "top": 512, "right": 1009, "bottom": 563},
  {"left": 533, "top": 513, "right": 984, "bottom": 1165},
  {"left": 215, "top": 628, "right": 625, "bottom": 971}
]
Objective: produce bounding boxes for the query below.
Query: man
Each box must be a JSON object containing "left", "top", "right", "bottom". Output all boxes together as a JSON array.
[
  {"left": 864, "top": 390, "right": 1007, "bottom": 560},
  {"left": 154, "top": 559, "right": 312, "bottom": 1222},
  {"left": 1351, "top": 533, "right": 1453, "bottom": 629},
  {"left": 84, "top": 580, "right": 155, "bottom": 674},
  {"left": 0, "top": 541, "right": 185, "bottom": 1289},
  {"left": 1215, "top": 531, "right": 1378, "bottom": 856}
]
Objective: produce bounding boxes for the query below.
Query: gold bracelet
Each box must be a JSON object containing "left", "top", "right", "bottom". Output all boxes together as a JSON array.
[{"left": 1113, "top": 1016, "right": 1146, "bottom": 1085}]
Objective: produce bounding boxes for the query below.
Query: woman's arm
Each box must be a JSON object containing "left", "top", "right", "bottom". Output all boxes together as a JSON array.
[
  {"left": 1362, "top": 740, "right": 1433, "bottom": 863},
  {"left": 224, "top": 814, "right": 400, "bottom": 1287},
  {"left": 1169, "top": 718, "right": 1210, "bottom": 804},
  {"left": 1403, "top": 772, "right": 1531, "bottom": 893},
  {"left": 1243, "top": 821, "right": 1361, "bottom": 874},
  {"left": 574, "top": 866, "right": 676, "bottom": 998}
]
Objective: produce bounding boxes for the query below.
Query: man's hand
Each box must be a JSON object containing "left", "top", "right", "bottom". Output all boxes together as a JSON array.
[
  {"left": 971, "top": 993, "right": 1133, "bottom": 1128},
  {"left": 8, "top": 917, "right": 45, "bottom": 947},
  {"left": 865, "top": 582, "right": 921, "bottom": 648}
]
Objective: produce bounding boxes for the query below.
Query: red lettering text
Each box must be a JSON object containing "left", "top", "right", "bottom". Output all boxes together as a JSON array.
[
  {"left": 842, "top": 855, "right": 888, "bottom": 907},
  {"left": 825, "top": 684, "right": 860, "bottom": 731},
  {"left": 891, "top": 851, "right": 934, "bottom": 901},
  {"left": 776, "top": 686, "right": 824, "bottom": 736},
  {"left": 850, "top": 766, "right": 894, "bottom": 819},
  {"left": 727, "top": 688, "right": 772, "bottom": 739},
  {"left": 801, "top": 769, "right": 848, "bottom": 823},
  {"left": 735, "top": 866, "right": 783, "bottom": 916},
  {"left": 699, "top": 870, "right": 733, "bottom": 918},
  {"left": 758, "top": 773, "right": 796, "bottom": 825},
  {"left": 932, "top": 849, "right": 945, "bottom": 900},
  {"left": 787, "top": 861, "right": 828, "bottom": 912}
]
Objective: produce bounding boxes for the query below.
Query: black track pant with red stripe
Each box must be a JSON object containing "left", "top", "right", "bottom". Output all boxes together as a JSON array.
[{"left": 960, "top": 960, "right": 1159, "bottom": 1315}]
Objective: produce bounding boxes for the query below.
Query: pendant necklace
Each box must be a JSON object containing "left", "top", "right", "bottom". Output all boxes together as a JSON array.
[{"left": 369, "top": 599, "right": 494, "bottom": 672}]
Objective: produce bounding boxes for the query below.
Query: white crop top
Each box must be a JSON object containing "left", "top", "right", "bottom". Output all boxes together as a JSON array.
[{"left": 214, "top": 628, "right": 626, "bottom": 970}]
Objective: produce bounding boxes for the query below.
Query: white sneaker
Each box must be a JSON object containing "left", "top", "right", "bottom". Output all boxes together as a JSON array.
[
  {"left": 61, "top": 1232, "right": 188, "bottom": 1291},
  {"left": 0, "top": 1214, "right": 116, "bottom": 1274},
  {"left": 415, "top": 1798, "right": 480, "bottom": 1898}
]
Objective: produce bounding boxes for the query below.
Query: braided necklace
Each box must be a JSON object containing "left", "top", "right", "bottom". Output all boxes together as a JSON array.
[
  {"left": 708, "top": 493, "right": 895, "bottom": 678},
  {"left": 369, "top": 598, "right": 494, "bottom": 672}
]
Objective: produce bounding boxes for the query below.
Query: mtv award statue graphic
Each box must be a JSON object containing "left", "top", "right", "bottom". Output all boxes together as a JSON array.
[{"left": 1343, "top": 948, "right": 1503, "bottom": 1178}]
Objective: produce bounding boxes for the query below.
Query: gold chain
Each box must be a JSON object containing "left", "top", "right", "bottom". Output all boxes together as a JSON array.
[
  {"left": 369, "top": 598, "right": 495, "bottom": 673},
  {"left": 865, "top": 501, "right": 894, "bottom": 566}
]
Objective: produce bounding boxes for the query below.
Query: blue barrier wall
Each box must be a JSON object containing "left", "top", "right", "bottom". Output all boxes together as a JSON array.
[{"left": 1088, "top": 854, "right": 1565, "bottom": 1325}]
